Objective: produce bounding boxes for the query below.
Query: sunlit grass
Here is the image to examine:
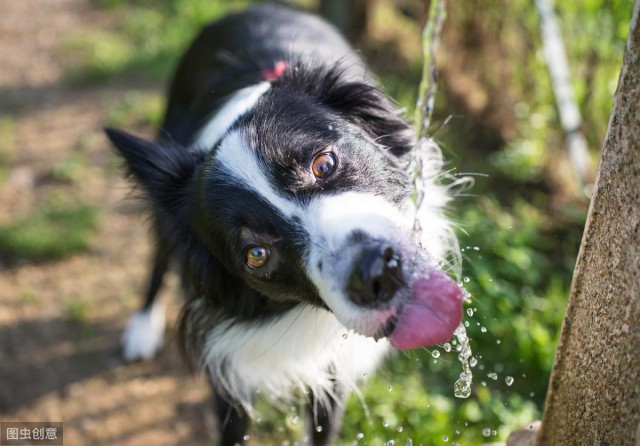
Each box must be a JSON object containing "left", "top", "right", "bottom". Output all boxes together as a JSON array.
[
  {"left": 61, "top": 0, "right": 250, "bottom": 85},
  {"left": 0, "top": 200, "right": 100, "bottom": 263},
  {"left": 106, "top": 91, "right": 164, "bottom": 128},
  {"left": 0, "top": 116, "right": 16, "bottom": 183}
]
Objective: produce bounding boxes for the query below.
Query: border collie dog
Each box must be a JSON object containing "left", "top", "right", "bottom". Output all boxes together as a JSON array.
[{"left": 106, "top": 5, "right": 463, "bottom": 445}]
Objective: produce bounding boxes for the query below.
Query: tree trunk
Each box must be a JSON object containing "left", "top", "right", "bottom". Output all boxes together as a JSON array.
[{"left": 534, "top": 2, "right": 640, "bottom": 445}]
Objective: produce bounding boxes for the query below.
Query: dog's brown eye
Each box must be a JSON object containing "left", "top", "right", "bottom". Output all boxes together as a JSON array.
[
  {"left": 312, "top": 152, "right": 336, "bottom": 178},
  {"left": 246, "top": 246, "right": 270, "bottom": 269}
]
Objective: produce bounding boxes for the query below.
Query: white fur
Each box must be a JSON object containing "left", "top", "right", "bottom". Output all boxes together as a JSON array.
[
  {"left": 302, "top": 175, "right": 455, "bottom": 338},
  {"left": 214, "top": 130, "right": 303, "bottom": 218},
  {"left": 121, "top": 301, "right": 166, "bottom": 361},
  {"left": 304, "top": 192, "right": 410, "bottom": 334},
  {"left": 201, "top": 304, "right": 389, "bottom": 413},
  {"left": 192, "top": 82, "right": 271, "bottom": 151},
  {"left": 413, "top": 138, "right": 471, "bottom": 278}
]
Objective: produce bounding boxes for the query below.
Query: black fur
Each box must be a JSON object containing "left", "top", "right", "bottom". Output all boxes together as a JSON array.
[{"left": 107, "top": 5, "right": 421, "bottom": 445}]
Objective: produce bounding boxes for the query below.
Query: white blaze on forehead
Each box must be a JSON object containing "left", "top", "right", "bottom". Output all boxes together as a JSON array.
[
  {"left": 308, "top": 191, "right": 413, "bottom": 250},
  {"left": 192, "top": 82, "right": 271, "bottom": 151},
  {"left": 213, "top": 130, "right": 302, "bottom": 218}
]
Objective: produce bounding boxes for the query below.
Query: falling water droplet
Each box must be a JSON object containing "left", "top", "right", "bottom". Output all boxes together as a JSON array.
[
  {"left": 480, "top": 326, "right": 487, "bottom": 333},
  {"left": 453, "top": 324, "right": 473, "bottom": 398},
  {"left": 443, "top": 342, "right": 451, "bottom": 352},
  {"left": 342, "top": 333, "right": 348, "bottom": 339},
  {"left": 356, "top": 432, "right": 364, "bottom": 440},
  {"left": 454, "top": 378, "right": 471, "bottom": 398},
  {"left": 387, "top": 385, "right": 393, "bottom": 392},
  {"left": 463, "top": 277, "right": 470, "bottom": 283},
  {"left": 505, "top": 376, "right": 514, "bottom": 386},
  {"left": 432, "top": 350, "right": 441, "bottom": 359},
  {"left": 385, "top": 441, "right": 395, "bottom": 446},
  {"left": 316, "top": 426, "right": 323, "bottom": 433},
  {"left": 405, "top": 440, "right": 413, "bottom": 446},
  {"left": 491, "top": 430, "right": 497, "bottom": 436},
  {"left": 488, "top": 372, "right": 498, "bottom": 380},
  {"left": 442, "top": 435, "right": 449, "bottom": 442},
  {"left": 383, "top": 419, "right": 390, "bottom": 428},
  {"left": 469, "top": 357, "right": 478, "bottom": 367},
  {"left": 466, "top": 308, "right": 474, "bottom": 317},
  {"left": 482, "top": 428, "right": 492, "bottom": 437},
  {"left": 243, "top": 435, "right": 250, "bottom": 441},
  {"left": 397, "top": 426, "right": 404, "bottom": 433}
]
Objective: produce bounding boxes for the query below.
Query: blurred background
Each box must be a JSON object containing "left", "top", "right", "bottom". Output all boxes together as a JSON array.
[{"left": 0, "top": 0, "right": 631, "bottom": 444}]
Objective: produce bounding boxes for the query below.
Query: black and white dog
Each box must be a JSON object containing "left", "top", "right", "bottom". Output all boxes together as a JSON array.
[{"left": 106, "top": 5, "right": 463, "bottom": 445}]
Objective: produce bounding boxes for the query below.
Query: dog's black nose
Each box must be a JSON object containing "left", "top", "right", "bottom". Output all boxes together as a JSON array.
[{"left": 347, "top": 244, "right": 403, "bottom": 306}]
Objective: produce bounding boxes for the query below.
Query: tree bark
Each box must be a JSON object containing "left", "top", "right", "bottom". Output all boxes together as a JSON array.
[{"left": 534, "top": 2, "right": 640, "bottom": 445}]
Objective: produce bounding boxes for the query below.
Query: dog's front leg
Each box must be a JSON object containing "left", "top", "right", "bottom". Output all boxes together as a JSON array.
[
  {"left": 213, "top": 393, "right": 249, "bottom": 446},
  {"left": 307, "top": 386, "right": 346, "bottom": 446}
]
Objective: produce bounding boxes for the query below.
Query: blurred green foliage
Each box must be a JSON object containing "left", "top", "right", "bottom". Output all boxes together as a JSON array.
[
  {"left": 63, "top": 0, "right": 249, "bottom": 84},
  {"left": 0, "top": 116, "right": 16, "bottom": 183},
  {"left": 0, "top": 199, "right": 99, "bottom": 263},
  {"left": 56, "top": 0, "right": 629, "bottom": 443}
]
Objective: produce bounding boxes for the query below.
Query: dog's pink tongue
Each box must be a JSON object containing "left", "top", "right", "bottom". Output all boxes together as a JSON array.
[{"left": 390, "top": 270, "right": 463, "bottom": 350}]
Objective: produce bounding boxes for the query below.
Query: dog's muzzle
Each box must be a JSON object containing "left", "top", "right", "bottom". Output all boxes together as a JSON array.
[{"left": 305, "top": 191, "right": 463, "bottom": 350}]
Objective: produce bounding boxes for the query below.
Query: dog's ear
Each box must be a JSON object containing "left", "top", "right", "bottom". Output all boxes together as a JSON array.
[
  {"left": 318, "top": 72, "right": 415, "bottom": 160},
  {"left": 105, "top": 128, "right": 200, "bottom": 213}
]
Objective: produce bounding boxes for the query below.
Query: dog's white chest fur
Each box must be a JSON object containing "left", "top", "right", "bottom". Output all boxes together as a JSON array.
[{"left": 201, "top": 304, "right": 390, "bottom": 411}]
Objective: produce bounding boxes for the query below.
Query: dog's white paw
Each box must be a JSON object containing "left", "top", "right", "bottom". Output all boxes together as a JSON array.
[{"left": 121, "top": 302, "right": 165, "bottom": 361}]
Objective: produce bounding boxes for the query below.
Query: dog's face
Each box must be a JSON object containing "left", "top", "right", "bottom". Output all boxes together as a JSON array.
[{"left": 107, "top": 66, "right": 462, "bottom": 351}]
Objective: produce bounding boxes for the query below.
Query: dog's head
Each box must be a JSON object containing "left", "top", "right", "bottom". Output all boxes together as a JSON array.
[{"left": 107, "top": 65, "right": 462, "bottom": 351}]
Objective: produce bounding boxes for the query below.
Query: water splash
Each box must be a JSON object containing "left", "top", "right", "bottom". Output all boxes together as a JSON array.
[{"left": 453, "top": 323, "right": 473, "bottom": 398}]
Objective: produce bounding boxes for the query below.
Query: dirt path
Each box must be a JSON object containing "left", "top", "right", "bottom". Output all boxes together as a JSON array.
[{"left": 0, "top": 1, "right": 214, "bottom": 444}]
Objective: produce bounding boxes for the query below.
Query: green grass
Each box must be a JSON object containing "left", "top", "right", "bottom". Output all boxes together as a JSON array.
[
  {"left": 64, "top": 295, "right": 91, "bottom": 324},
  {"left": 106, "top": 91, "right": 164, "bottom": 128},
  {"left": 52, "top": 153, "right": 87, "bottom": 184},
  {"left": 0, "top": 200, "right": 100, "bottom": 263},
  {"left": 61, "top": 0, "right": 250, "bottom": 85},
  {"left": 0, "top": 116, "right": 16, "bottom": 182}
]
